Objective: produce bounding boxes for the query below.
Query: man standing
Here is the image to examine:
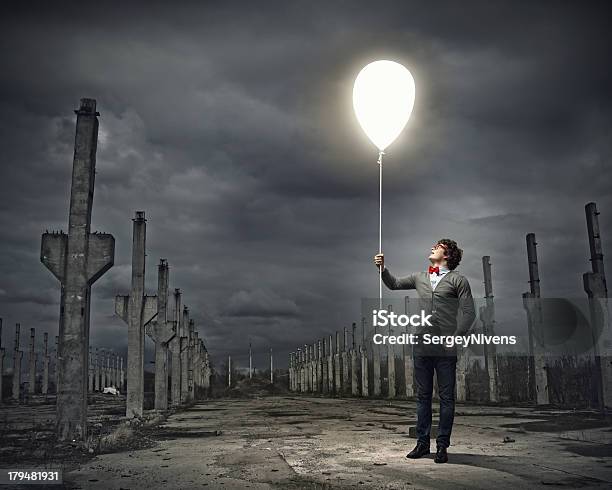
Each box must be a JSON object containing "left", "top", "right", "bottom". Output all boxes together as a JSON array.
[{"left": 374, "top": 239, "right": 475, "bottom": 463}]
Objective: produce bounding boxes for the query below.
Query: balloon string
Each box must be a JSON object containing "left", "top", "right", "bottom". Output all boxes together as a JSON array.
[{"left": 378, "top": 150, "right": 384, "bottom": 310}]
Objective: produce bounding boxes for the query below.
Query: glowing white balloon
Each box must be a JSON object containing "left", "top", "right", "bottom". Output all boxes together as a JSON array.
[{"left": 353, "top": 60, "right": 415, "bottom": 151}]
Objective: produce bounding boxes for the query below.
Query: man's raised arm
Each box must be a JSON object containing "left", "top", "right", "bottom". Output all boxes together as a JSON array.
[{"left": 374, "top": 253, "right": 417, "bottom": 290}]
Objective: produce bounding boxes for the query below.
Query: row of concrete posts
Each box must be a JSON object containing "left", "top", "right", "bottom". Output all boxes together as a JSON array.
[
  {"left": 0, "top": 318, "right": 122, "bottom": 403},
  {"left": 39, "top": 98, "right": 212, "bottom": 441},
  {"left": 115, "top": 213, "right": 212, "bottom": 418}
]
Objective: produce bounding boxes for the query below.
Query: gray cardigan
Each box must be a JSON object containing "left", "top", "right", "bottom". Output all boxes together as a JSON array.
[{"left": 381, "top": 268, "right": 476, "bottom": 337}]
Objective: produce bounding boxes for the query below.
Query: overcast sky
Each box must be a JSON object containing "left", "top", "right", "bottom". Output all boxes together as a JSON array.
[{"left": 0, "top": 1, "right": 610, "bottom": 370}]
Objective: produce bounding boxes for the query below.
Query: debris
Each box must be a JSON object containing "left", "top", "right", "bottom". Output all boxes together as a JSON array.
[{"left": 503, "top": 436, "right": 516, "bottom": 443}]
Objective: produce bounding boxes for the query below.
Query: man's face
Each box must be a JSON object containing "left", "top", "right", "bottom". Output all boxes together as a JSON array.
[{"left": 428, "top": 242, "right": 448, "bottom": 262}]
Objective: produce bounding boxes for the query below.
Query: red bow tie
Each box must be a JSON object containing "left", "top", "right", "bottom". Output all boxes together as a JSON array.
[{"left": 428, "top": 266, "right": 440, "bottom": 275}]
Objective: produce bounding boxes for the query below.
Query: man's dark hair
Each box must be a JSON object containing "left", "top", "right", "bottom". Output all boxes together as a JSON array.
[{"left": 437, "top": 238, "right": 463, "bottom": 270}]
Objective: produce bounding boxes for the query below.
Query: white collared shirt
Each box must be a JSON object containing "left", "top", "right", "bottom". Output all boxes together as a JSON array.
[{"left": 429, "top": 265, "right": 450, "bottom": 291}]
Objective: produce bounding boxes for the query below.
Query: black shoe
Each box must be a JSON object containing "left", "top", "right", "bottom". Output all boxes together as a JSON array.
[
  {"left": 434, "top": 446, "right": 448, "bottom": 463},
  {"left": 406, "top": 443, "right": 430, "bottom": 459}
]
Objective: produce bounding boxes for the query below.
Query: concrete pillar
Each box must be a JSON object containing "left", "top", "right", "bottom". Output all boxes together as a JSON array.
[
  {"left": 28, "top": 328, "right": 36, "bottom": 395},
  {"left": 93, "top": 349, "right": 99, "bottom": 391},
  {"left": 360, "top": 346, "right": 368, "bottom": 397},
  {"left": 360, "top": 316, "right": 369, "bottom": 397},
  {"left": 311, "top": 344, "right": 317, "bottom": 391},
  {"left": 403, "top": 298, "right": 414, "bottom": 398},
  {"left": 87, "top": 347, "right": 93, "bottom": 393},
  {"left": 270, "top": 348, "right": 273, "bottom": 384},
  {"left": 351, "top": 322, "right": 359, "bottom": 396},
  {"left": 145, "top": 259, "right": 175, "bottom": 410},
  {"left": 40, "top": 98, "right": 115, "bottom": 440},
  {"left": 342, "top": 327, "right": 349, "bottom": 394},
  {"left": 387, "top": 305, "right": 396, "bottom": 399},
  {"left": 327, "top": 335, "right": 334, "bottom": 394},
  {"left": 303, "top": 345, "right": 309, "bottom": 392},
  {"left": 12, "top": 324, "right": 23, "bottom": 401},
  {"left": 316, "top": 340, "right": 322, "bottom": 393},
  {"left": 455, "top": 277, "right": 468, "bottom": 402},
  {"left": 120, "top": 357, "right": 125, "bottom": 393},
  {"left": 188, "top": 320, "right": 195, "bottom": 398},
  {"left": 583, "top": 202, "right": 612, "bottom": 411},
  {"left": 480, "top": 256, "right": 499, "bottom": 402},
  {"left": 40, "top": 332, "right": 49, "bottom": 396},
  {"left": 202, "top": 350, "right": 211, "bottom": 395},
  {"left": 0, "top": 319, "right": 4, "bottom": 403},
  {"left": 227, "top": 355, "right": 232, "bottom": 387},
  {"left": 169, "top": 289, "right": 182, "bottom": 407},
  {"left": 115, "top": 211, "right": 157, "bottom": 418},
  {"left": 180, "top": 307, "right": 191, "bottom": 403},
  {"left": 289, "top": 352, "right": 294, "bottom": 391},
  {"left": 249, "top": 342, "right": 252, "bottom": 380},
  {"left": 522, "top": 233, "right": 549, "bottom": 405},
  {"left": 106, "top": 355, "right": 111, "bottom": 388},
  {"left": 372, "top": 320, "right": 381, "bottom": 397},
  {"left": 192, "top": 333, "right": 200, "bottom": 399},
  {"left": 54, "top": 336, "right": 59, "bottom": 393},
  {"left": 334, "top": 332, "right": 341, "bottom": 396},
  {"left": 456, "top": 350, "right": 468, "bottom": 402}
]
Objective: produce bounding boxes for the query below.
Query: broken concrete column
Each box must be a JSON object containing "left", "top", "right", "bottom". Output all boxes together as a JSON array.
[
  {"left": 169, "top": 289, "right": 182, "bottom": 406},
  {"left": 106, "top": 355, "right": 111, "bottom": 388},
  {"left": 288, "top": 353, "right": 293, "bottom": 391},
  {"left": 583, "top": 202, "right": 612, "bottom": 411},
  {"left": 480, "top": 256, "right": 499, "bottom": 402},
  {"left": 455, "top": 283, "right": 468, "bottom": 402},
  {"left": 387, "top": 305, "right": 396, "bottom": 399},
  {"left": 114, "top": 355, "right": 119, "bottom": 387},
  {"left": 342, "top": 327, "right": 349, "bottom": 394},
  {"left": 311, "top": 344, "right": 317, "bottom": 391},
  {"left": 145, "top": 259, "right": 175, "bottom": 410},
  {"left": 202, "top": 349, "right": 211, "bottom": 395},
  {"left": 192, "top": 333, "right": 201, "bottom": 399},
  {"left": 180, "top": 306, "right": 191, "bottom": 403},
  {"left": 0, "top": 319, "right": 4, "bottom": 403},
  {"left": 403, "top": 298, "right": 414, "bottom": 398},
  {"left": 40, "top": 99, "right": 115, "bottom": 440},
  {"left": 303, "top": 345, "right": 309, "bottom": 392},
  {"left": 93, "top": 349, "right": 100, "bottom": 391},
  {"left": 327, "top": 335, "right": 334, "bottom": 395},
  {"left": 120, "top": 357, "right": 125, "bottom": 392},
  {"left": 41, "top": 332, "right": 49, "bottom": 396},
  {"left": 54, "top": 336, "right": 58, "bottom": 393},
  {"left": 249, "top": 342, "right": 253, "bottom": 380},
  {"left": 522, "top": 233, "right": 549, "bottom": 405},
  {"left": 456, "top": 350, "right": 468, "bottom": 402},
  {"left": 227, "top": 355, "right": 232, "bottom": 387},
  {"left": 334, "top": 332, "right": 341, "bottom": 396},
  {"left": 372, "top": 323, "right": 381, "bottom": 397},
  {"left": 316, "top": 340, "right": 322, "bottom": 393},
  {"left": 270, "top": 348, "right": 274, "bottom": 385},
  {"left": 351, "top": 322, "right": 358, "bottom": 396},
  {"left": 28, "top": 328, "right": 36, "bottom": 395},
  {"left": 12, "top": 323, "right": 23, "bottom": 401},
  {"left": 115, "top": 211, "right": 157, "bottom": 417},
  {"left": 40, "top": 98, "right": 115, "bottom": 440},
  {"left": 188, "top": 321, "right": 196, "bottom": 397},
  {"left": 88, "top": 347, "right": 93, "bottom": 393}
]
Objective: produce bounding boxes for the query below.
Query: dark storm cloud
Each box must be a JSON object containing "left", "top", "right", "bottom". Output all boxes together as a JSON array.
[{"left": 0, "top": 1, "right": 610, "bottom": 369}]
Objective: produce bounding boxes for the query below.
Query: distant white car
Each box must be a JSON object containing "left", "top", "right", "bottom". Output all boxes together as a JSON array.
[{"left": 103, "top": 387, "right": 120, "bottom": 395}]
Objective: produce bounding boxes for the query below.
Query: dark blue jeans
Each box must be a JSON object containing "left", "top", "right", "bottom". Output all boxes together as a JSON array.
[{"left": 414, "top": 355, "right": 457, "bottom": 448}]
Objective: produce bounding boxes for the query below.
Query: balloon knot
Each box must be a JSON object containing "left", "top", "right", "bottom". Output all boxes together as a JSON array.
[{"left": 377, "top": 151, "right": 385, "bottom": 165}]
